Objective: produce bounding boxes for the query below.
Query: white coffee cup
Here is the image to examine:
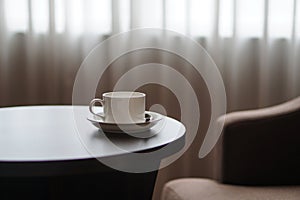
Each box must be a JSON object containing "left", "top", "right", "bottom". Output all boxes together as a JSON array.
[{"left": 89, "top": 91, "right": 146, "bottom": 123}]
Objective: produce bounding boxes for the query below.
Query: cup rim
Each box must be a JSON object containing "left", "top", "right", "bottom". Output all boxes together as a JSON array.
[{"left": 102, "top": 91, "right": 145, "bottom": 98}]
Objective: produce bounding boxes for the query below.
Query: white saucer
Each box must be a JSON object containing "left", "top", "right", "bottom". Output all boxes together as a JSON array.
[{"left": 87, "top": 111, "right": 164, "bottom": 134}]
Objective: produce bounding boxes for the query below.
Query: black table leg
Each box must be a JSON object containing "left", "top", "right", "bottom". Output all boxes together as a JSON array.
[
  {"left": 0, "top": 170, "right": 158, "bottom": 200},
  {"left": 50, "top": 170, "right": 158, "bottom": 200}
]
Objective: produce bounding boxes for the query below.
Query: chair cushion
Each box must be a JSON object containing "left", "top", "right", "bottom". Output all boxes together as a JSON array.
[{"left": 161, "top": 178, "right": 300, "bottom": 200}]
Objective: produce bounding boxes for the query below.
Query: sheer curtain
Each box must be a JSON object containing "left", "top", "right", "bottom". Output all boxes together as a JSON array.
[
  {"left": 1, "top": 0, "right": 300, "bottom": 199},
  {"left": 1, "top": 0, "right": 299, "bottom": 108}
]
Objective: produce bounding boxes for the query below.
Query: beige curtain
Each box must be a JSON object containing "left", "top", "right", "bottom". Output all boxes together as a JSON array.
[{"left": 1, "top": 0, "right": 300, "bottom": 199}]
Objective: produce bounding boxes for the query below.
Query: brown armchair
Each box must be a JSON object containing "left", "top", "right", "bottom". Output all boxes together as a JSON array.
[{"left": 161, "top": 97, "right": 300, "bottom": 199}]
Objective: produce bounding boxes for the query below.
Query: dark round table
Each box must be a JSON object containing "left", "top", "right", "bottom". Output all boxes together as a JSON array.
[{"left": 0, "top": 106, "right": 185, "bottom": 200}]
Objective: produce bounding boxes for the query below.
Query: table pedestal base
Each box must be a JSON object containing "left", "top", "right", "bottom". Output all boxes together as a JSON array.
[{"left": 0, "top": 170, "right": 158, "bottom": 200}]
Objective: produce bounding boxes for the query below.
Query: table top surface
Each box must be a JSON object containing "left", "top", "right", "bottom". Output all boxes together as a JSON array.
[{"left": 0, "top": 106, "right": 185, "bottom": 162}]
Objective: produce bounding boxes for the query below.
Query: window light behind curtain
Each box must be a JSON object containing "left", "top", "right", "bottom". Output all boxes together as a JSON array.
[
  {"left": 3, "top": 0, "right": 300, "bottom": 38},
  {"left": 1, "top": 0, "right": 300, "bottom": 126}
]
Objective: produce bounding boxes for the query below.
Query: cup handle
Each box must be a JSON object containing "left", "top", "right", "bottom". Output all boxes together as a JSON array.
[{"left": 89, "top": 98, "right": 105, "bottom": 119}]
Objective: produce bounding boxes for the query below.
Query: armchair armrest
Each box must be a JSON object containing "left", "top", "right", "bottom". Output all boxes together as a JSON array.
[{"left": 215, "top": 97, "right": 300, "bottom": 185}]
